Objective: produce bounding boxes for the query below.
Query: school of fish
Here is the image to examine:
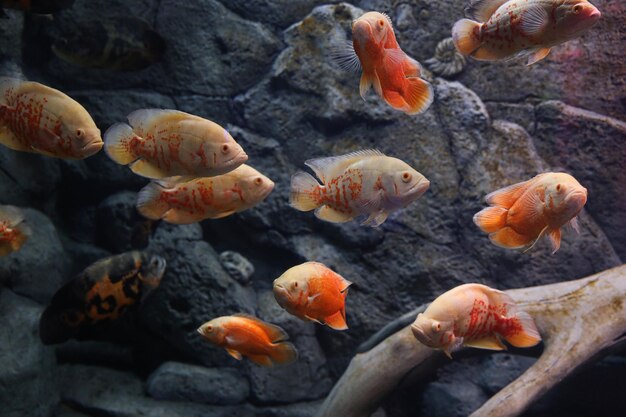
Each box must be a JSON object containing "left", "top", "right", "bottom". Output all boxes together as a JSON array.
[{"left": 0, "top": 1, "right": 607, "bottom": 367}]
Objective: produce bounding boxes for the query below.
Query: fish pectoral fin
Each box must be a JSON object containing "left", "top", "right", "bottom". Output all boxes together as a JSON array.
[
  {"left": 520, "top": 6, "right": 549, "bottom": 37},
  {"left": 569, "top": 216, "right": 581, "bottom": 234},
  {"left": 548, "top": 228, "right": 562, "bottom": 254},
  {"left": 359, "top": 71, "right": 373, "bottom": 99},
  {"left": 247, "top": 354, "right": 274, "bottom": 367},
  {"left": 225, "top": 348, "right": 243, "bottom": 361},
  {"left": 361, "top": 210, "right": 388, "bottom": 227},
  {"left": 526, "top": 47, "right": 551, "bottom": 66},
  {"left": 323, "top": 310, "right": 348, "bottom": 331},
  {"left": 329, "top": 40, "right": 362, "bottom": 73},
  {"left": 464, "top": 335, "right": 506, "bottom": 351},
  {"left": 314, "top": 205, "right": 353, "bottom": 223}
]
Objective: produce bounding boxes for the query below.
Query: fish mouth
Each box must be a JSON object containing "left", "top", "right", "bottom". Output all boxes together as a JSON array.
[
  {"left": 227, "top": 151, "right": 248, "bottom": 166},
  {"left": 407, "top": 178, "right": 430, "bottom": 198},
  {"left": 565, "top": 189, "right": 587, "bottom": 208},
  {"left": 352, "top": 20, "right": 374, "bottom": 45},
  {"left": 272, "top": 283, "right": 292, "bottom": 304},
  {"left": 410, "top": 323, "right": 434, "bottom": 346},
  {"left": 81, "top": 140, "right": 104, "bottom": 157}
]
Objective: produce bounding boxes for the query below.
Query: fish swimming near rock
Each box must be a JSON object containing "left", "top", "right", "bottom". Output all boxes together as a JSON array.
[
  {"left": 0, "top": 78, "right": 103, "bottom": 159},
  {"left": 136, "top": 164, "right": 274, "bottom": 224},
  {"left": 39, "top": 251, "right": 166, "bottom": 345},
  {"left": 290, "top": 149, "right": 430, "bottom": 227},
  {"left": 51, "top": 17, "right": 166, "bottom": 71},
  {"left": 411, "top": 283, "right": 541, "bottom": 358},
  {"left": 452, "top": 0, "right": 601, "bottom": 65},
  {"left": 104, "top": 109, "right": 248, "bottom": 179},
  {"left": 473, "top": 172, "right": 588, "bottom": 253},
  {"left": 1, "top": 0, "right": 74, "bottom": 14},
  {"left": 336, "top": 11, "right": 433, "bottom": 114},
  {"left": 273, "top": 262, "right": 353, "bottom": 330},
  {"left": 197, "top": 314, "right": 298, "bottom": 367},
  {"left": 0, "top": 205, "right": 31, "bottom": 256}
]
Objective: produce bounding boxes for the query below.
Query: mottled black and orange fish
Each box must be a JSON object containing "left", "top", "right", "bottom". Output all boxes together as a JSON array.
[{"left": 39, "top": 251, "right": 166, "bottom": 345}]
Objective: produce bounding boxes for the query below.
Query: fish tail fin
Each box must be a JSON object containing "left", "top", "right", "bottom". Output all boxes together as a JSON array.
[
  {"left": 452, "top": 19, "right": 483, "bottom": 56},
  {"left": 503, "top": 311, "right": 542, "bottom": 348},
  {"left": 290, "top": 171, "right": 322, "bottom": 212},
  {"left": 402, "top": 77, "right": 434, "bottom": 115},
  {"left": 269, "top": 341, "right": 298, "bottom": 366},
  {"left": 103, "top": 123, "right": 138, "bottom": 165},
  {"left": 136, "top": 182, "right": 169, "bottom": 220},
  {"left": 473, "top": 207, "right": 508, "bottom": 233},
  {"left": 324, "top": 309, "right": 348, "bottom": 331}
]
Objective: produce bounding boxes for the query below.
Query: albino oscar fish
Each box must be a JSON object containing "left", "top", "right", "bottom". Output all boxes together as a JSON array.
[
  {"left": 104, "top": 109, "right": 248, "bottom": 180},
  {"left": 0, "top": 205, "right": 31, "bottom": 256},
  {"left": 473, "top": 172, "right": 587, "bottom": 253},
  {"left": 0, "top": 78, "right": 103, "bottom": 159},
  {"left": 136, "top": 164, "right": 274, "bottom": 224},
  {"left": 411, "top": 283, "right": 541, "bottom": 358},
  {"left": 342, "top": 11, "right": 433, "bottom": 114},
  {"left": 197, "top": 314, "right": 298, "bottom": 367},
  {"left": 452, "top": 0, "right": 601, "bottom": 65},
  {"left": 290, "top": 149, "right": 430, "bottom": 227},
  {"left": 273, "top": 262, "right": 353, "bottom": 331}
]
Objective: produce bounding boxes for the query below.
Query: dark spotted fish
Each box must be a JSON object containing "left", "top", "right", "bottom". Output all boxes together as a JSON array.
[
  {"left": 39, "top": 251, "right": 166, "bottom": 345},
  {"left": 51, "top": 17, "right": 166, "bottom": 71},
  {"left": 1, "top": 0, "right": 74, "bottom": 14}
]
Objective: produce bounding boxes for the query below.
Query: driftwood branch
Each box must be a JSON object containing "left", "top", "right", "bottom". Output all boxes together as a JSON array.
[{"left": 317, "top": 264, "right": 626, "bottom": 417}]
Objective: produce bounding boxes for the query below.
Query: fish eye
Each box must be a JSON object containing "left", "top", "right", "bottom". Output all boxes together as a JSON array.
[
  {"left": 76, "top": 129, "right": 84, "bottom": 137},
  {"left": 378, "top": 19, "right": 385, "bottom": 28},
  {"left": 401, "top": 172, "right": 412, "bottom": 183},
  {"left": 254, "top": 177, "right": 263, "bottom": 186},
  {"left": 431, "top": 322, "right": 441, "bottom": 333},
  {"left": 292, "top": 281, "right": 298, "bottom": 289},
  {"left": 221, "top": 144, "right": 230, "bottom": 154},
  {"left": 205, "top": 325, "right": 213, "bottom": 333},
  {"left": 573, "top": 4, "right": 582, "bottom": 13},
  {"left": 556, "top": 184, "right": 562, "bottom": 192}
]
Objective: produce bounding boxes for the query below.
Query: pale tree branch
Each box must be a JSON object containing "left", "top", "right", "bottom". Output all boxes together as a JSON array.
[{"left": 317, "top": 264, "right": 626, "bottom": 417}]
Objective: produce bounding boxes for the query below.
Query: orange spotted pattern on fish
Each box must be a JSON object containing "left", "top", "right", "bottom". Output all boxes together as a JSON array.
[
  {"left": 453, "top": 0, "right": 601, "bottom": 65},
  {"left": 197, "top": 314, "right": 298, "bottom": 367},
  {"left": 136, "top": 164, "right": 274, "bottom": 224},
  {"left": 273, "top": 262, "right": 353, "bottom": 330},
  {"left": 104, "top": 109, "right": 248, "bottom": 179},
  {"left": 290, "top": 149, "right": 429, "bottom": 227},
  {"left": 0, "top": 205, "right": 30, "bottom": 256},
  {"left": 411, "top": 283, "right": 541, "bottom": 358},
  {"left": 0, "top": 78, "right": 102, "bottom": 159}
]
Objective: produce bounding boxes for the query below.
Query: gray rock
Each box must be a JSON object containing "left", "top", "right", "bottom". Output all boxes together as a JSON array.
[
  {"left": 140, "top": 222, "right": 256, "bottom": 366},
  {"left": 534, "top": 100, "right": 626, "bottom": 259},
  {"left": 419, "top": 380, "right": 487, "bottom": 417},
  {"left": 96, "top": 191, "right": 147, "bottom": 252},
  {"left": 0, "top": 289, "right": 58, "bottom": 417},
  {"left": 0, "top": 9, "right": 23, "bottom": 63},
  {"left": 247, "top": 334, "right": 333, "bottom": 404},
  {"left": 147, "top": 362, "right": 249, "bottom": 405},
  {"left": 475, "top": 354, "right": 535, "bottom": 395},
  {"left": 219, "top": 251, "right": 255, "bottom": 284},
  {"left": 484, "top": 101, "right": 537, "bottom": 134},
  {"left": 0, "top": 208, "right": 71, "bottom": 304},
  {"left": 219, "top": 0, "right": 338, "bottom": 28},
  {"left": 55, "top": 340, "right": 134, "bottom": 369}
]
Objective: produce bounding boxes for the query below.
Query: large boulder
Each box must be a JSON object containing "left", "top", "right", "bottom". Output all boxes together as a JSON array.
[{"left": 0, "top": 289, "right": 58, "bottom": 417}]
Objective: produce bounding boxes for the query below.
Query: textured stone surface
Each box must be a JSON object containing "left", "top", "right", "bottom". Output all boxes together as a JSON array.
[
  {"left": 0, "top": 208, "right": 70, "bottom": 304},
  {"left": 0, "top": 290, "right": 58, "bottom": 417},
  {"left": 147, "top": 362, "right": 249, "bottom": 405},
  {"left": 220, "top": 251, "right": 256, "bottom": 284}
]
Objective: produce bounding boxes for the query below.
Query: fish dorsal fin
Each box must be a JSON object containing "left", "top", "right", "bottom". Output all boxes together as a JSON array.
[
  {"left": 485, "top": 176, "right": 539, "bottom": 208},
  {"left": 338, "top": 276, "right": 353, "bottom": 293},
  {"left": 127, "top": 109, "right": 195, "bottom": 131},
  {"left": 465, "top": 335, "right": 506, "bottom": 350},
  {"left": 381, "top": 12, "right": 393, "bottom": 28},
  {"left": 233, "top": 313, "right": 289, "bottom": 343},
  {"left": 305, "top": 149, "right": 385, "bottom": 183},
  {"left": 465, "top": 0, "right": 509, "bottom": 21}
]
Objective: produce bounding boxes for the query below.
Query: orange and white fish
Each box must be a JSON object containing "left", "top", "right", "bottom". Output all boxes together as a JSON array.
[
  {"left": 273, "top": 262, "right": 353, "bottom": 331},
  {"left": 345, "top": 11, "right": 433, "bottom": 114},
  {"left": 197, "top": 314, "right": 298, "bottom": 367},
  {"left": 137, "top": 164, "right": 274, "bottom": 224},
  {"left": 473, "top": 172, "right": 587, "bottom": 253},
  {"left": 0, "top": 205, "right": 31, "bottom": 256},
  {"left": 290, "top": 149, "right": 430, "bottom": 227},
  {"left": 452, "top": 0, "right": 601, "bottom": 65},
  {"left": 0, "top": 78, "right": 102, "bottom": 159},
  {"left": 411, "top": 283, "right": 541, "bottom": 358},
  {"left": 104, "top": 109, "right": 248, "bottom": 179}
]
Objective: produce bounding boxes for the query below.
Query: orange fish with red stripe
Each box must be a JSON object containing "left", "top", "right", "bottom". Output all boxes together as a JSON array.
[
  {"left": 0, "top": 205, "right": 31, "bottom": 256},
  {"left": 473, "top": 172, "right": 588, "bottom": 253},
  {"left": 197, "top": 314, "right": 298, "bottom": 367},
  {"left": 290, "top": 149, "right": 429, "bottom": 227},
  {"left": 345, "top": 11, "right": 433, "bottom": 114},
  {"left": 104, "top": 109, "right": 248, "bottom": 180},
  {"left": 0, "top": 78, "right": 102, "bottom": 159},
  {"left": 411, "top": 283, "right": 541, "bottom": 358},
  {"left": 137, "top": 164, "right": 274, "bottom": 224},
  {"left": 452, "top": 0, "right": 601, "bottom": 65},
  {"left": 273, "top": 262, "right": 353, "bottom": 331}
]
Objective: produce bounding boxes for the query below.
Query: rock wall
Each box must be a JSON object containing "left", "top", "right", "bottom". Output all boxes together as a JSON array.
[{"left": 0, "top": 1, "right": 624, "bottom": 417}]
